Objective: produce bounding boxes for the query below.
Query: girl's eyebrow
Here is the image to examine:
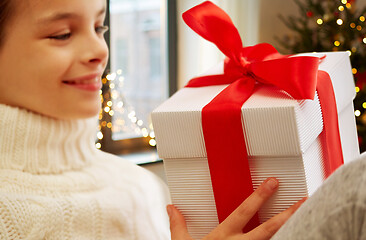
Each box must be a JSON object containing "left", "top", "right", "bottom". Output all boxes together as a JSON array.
[{"left": 37, "top": 7, "right": 106, "bottom": 25}]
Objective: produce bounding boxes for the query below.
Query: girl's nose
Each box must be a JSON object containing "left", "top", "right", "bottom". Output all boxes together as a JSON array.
[{"left": 81, "top": 33, "right": 109, "bottom": 66}]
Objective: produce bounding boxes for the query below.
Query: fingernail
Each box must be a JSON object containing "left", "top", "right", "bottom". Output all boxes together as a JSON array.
[{"left": 266, "top": 178, "right": 278, "bottom": 190}]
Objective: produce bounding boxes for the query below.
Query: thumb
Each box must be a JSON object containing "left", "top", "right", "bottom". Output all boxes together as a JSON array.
[{"left": 167, "top": 205, "right": 193, "bottom": 240}]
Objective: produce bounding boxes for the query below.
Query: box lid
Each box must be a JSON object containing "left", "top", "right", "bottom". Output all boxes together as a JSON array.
[{"left": 152, "top": 52, "right": 356, "bottom": 158}]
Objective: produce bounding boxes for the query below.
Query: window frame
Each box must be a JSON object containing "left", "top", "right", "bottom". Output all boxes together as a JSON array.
[{"left": 100, "top": 0, "right": 177, "bottom": 155}]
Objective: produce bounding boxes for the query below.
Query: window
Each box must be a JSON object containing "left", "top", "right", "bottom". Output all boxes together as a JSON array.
[{"left": 98, "top": 0, "right": 177, "bottom": 155}]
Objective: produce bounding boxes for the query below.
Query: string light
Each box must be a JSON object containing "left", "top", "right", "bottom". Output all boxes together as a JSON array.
[
  {"left": 137, "top": 120, "right": 143, "bottom": 126},
  {"left": 356, "top": 87, "right": 360, "bottom": 93},
  {"left": 355, "top": 110, "right": 361, "bottom": 117},
  {"left": 106, "top": 72, "right": 116, "bottom": 81},
  {"left": 341, "top": 0, "right": 347, "bottom": 4},
  {"left": 96, "top": 71, "right": 157, "bottom": 149},
  {"left": 350, "top": 22, "right": 356, "bottom": 28},
  {"left": 149, "top": 139, "right": 157, "bottom": 147},
  {"left": 142, "top": 128, "right": 149, "bottom": 137},
  {"left": 111, "top": 90, "right": 118, "bottom": 100},
  {"left": 357, "top": 25, "right": 362, "bottom": 31},
  {"left": 317, "top": 18, "right": 323, "bottom": 25},
  {"left": 97, "top": 131, "right": 104, "bottom": 140},
  {"left": 362, "top": 102, "right": 366, "bottom": 109},
  {"left": 346, "top": 3, "right": 351, "bottom": 8},
  {"left": 334, "top": 40, "right": 340, "bottom": 46},
  {"left": 336, "top": 19, "right": 343, "bottom": 25},
  {"left": 363, "top": 38, "right": 366, "bottom": 44},
  {"left": 352, "top": 68, "right": 358, "bottom": 74},
  {"left": 347, "top": 50, "right": 352, "bottom": 56},
  {"left": 360, "top": 16, "right": 365, "bottom": 22},
  {"left": 117, "top": 101, "right": 124, "bottom": 108}
]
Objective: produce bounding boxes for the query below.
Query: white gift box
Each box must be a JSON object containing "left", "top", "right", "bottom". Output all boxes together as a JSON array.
[{"left": 151, "top": 51, "right": 360, "bottom": 239}]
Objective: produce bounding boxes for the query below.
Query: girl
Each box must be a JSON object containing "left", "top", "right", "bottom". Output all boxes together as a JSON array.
[
  {"left": 0, "top": 0, "right": 171, "bottom": 239},
  {"left": 0, "top": 0, "right": 301, "bottom": 239}
]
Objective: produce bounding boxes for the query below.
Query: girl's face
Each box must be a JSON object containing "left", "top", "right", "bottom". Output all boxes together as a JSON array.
[{"left": 0, "top": 0, "right": 108, "bottom": 119}]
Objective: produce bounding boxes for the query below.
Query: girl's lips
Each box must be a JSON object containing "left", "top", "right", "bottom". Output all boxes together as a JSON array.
[{"left": 62, "top": 75, "right": 102, "bottom": 91}]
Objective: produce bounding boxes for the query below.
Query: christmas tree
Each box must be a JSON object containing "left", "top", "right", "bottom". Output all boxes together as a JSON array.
[{"left": 277, "top": 0, "right": 366, "bottom": 152}]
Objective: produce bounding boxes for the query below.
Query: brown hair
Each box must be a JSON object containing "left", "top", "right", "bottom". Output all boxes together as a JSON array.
[{"left": 0, "top": 0, "right": 14, "bottom": 47}]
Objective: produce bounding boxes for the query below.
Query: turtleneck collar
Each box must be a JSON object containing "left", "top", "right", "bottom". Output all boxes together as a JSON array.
[{"left": 0, "top": 104, "right": 100, "bottom": 174}]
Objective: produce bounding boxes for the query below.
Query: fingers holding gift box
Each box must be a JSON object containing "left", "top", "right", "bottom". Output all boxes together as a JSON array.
[{"left": 166, "top": 178, "right": 307, "bottom": 240}]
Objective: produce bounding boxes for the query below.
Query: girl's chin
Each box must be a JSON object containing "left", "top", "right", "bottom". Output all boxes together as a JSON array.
[
  {"left": 58, "top": 110, "right": 100, "bottom": 120},
  {"left": 37, "top": 106, "right": 101, "bottom": 120}
]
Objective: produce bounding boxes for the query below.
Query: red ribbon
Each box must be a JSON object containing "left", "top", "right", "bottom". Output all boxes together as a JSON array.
[{"left": 183, "top": 1, "right": 344, "bottom": 232}]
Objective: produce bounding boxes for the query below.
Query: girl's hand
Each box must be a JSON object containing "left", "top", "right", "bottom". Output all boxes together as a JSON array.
[{"left": 167, "top": 178, "right": 305, "bottom": 240}]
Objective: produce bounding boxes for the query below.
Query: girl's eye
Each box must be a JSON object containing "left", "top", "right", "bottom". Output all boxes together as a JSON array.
[
  {"left": 96, "top": 26, "right": 109, "bottom": 35},
  {"left": 49, "top": 33, "right": 71, "bottom": 40}
]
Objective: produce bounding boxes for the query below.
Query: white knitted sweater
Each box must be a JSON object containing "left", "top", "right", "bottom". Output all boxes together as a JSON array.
[{"left": 0, "top": 104, "right": 171, "bottom": 239}]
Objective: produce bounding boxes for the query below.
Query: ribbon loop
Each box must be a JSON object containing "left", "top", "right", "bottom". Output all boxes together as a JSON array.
[{"left": 182, "top": 1, "right": 243, "bottom": 63}]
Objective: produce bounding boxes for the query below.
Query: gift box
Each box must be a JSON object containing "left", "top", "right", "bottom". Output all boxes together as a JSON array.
[
  {"left": 152, "top": 51, "right": 359, "bottom": 238},
  {"left": 151, "top": 1, "right": 360, "bottom": 238}
]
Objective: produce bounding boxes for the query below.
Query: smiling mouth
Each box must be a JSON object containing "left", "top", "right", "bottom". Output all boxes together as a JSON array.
[
  {"left": 62, "top": 76, "right": 102, "bottom": 91},
  {"left": 62, "top": 77, "right": 100, "bottom": 85}
]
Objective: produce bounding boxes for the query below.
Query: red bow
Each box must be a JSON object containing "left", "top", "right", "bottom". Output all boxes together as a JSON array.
[
  {"left": 184, "top": 1, "right": 320, "bottom": 101},
  {"left": 183, "top": 0, "right": 343, "bottom": 233}
]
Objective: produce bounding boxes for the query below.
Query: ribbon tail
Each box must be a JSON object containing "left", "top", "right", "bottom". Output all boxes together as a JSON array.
[
  {"left": 316, "top": 70, "right": 344, "bottom": 178},
  {"left": 202, "top": 77, "right": 259, "bottom": 232}
]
